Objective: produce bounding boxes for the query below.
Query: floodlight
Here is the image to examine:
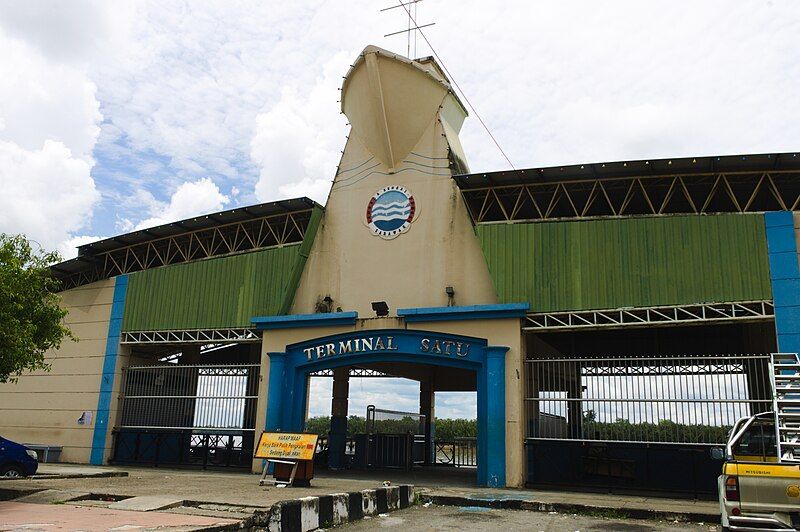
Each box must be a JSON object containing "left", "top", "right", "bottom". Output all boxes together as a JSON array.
[{"left": 371, "top": 301, "right": 389, "bottom": 317}]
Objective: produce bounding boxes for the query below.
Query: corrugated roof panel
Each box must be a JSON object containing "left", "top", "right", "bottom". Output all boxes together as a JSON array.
[
  {"left": 122, "top": 244, "right": 302, "bottom": 331},
  {"left": 121, "top": 204, "right": 322, "bottom": 331},
  {"left": 477, "top": 214, "right": 772, "bottom": 312}
]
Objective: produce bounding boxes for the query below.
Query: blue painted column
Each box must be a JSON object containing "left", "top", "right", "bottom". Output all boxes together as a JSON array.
[
  {"left": 264, "top": 352, "right": 287, "bottom": 431},
  {"left": 765, "top": 211, "right": 800, "bottom": 353},
  {"left": 287, "top": 369, "right": 308, "bottom": 432},
  {"left": 484, "top": 346, "right": 508, "bottom": 488},
  {"left": 90, "top": 274, "right": 128, "bottom": 465}
]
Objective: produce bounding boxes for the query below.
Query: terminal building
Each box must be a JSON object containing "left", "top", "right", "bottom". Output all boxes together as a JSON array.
[{"left": 2, "top": 45, "right": 800, "bottom": 495}]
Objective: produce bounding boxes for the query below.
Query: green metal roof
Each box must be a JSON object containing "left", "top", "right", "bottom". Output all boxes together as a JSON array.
[
  {"left": 477, "top": 213, "right": 772, "bottom": 312},
  {"left": 122, "top": 205, "right": 322, "bottom": 331}
]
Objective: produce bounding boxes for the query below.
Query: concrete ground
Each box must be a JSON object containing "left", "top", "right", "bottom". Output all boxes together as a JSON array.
[
  {"left": 0, "top": 501, "right": 237, "bottom": 532},
  {"left": 5, "top": 463, "right": 396, "bottom": 508},
  {"left": 0, "top": 463, "right": 722, "bottom": 530},
  {"left": 4, "top": 463, "right": 474, "bottom": 508},
  {"left": 340, "top": 504, "right": 721, "bottom": 532},
  {"left": 425, "top": 487, "right": 720, "bottom": 522}
]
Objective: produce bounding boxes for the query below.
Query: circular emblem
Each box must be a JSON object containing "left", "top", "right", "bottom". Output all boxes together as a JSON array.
[
  {"left": 366, "top": 186, "right": 416, "bottom": 239},
  {"left": 788, "top": 485, "right": 800, "bottom": 498}
]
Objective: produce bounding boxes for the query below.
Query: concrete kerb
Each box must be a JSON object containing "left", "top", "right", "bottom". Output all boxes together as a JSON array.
[
  {"left": 0, "top": 483, "right": 417, "bottom": 531},
  {"left": 30, "top": 471, "right": 129, "bottom": 480},
  {"left": 252, "top": 484, "right": 416, "bottom": 531},
  {"left": 421, "top": 493, "right": 721, "bottom": 525}
]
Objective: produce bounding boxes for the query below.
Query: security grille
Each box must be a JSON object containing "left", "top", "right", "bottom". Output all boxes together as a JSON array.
[
  {"left": 113, "top": 363, "right": 260, "bottom": 469},
  {"left": 525, "top": 354, "right": 772, "bottom": 445},
  {"left": 118, "top": 364, "right": 260, "bottom": 432}
]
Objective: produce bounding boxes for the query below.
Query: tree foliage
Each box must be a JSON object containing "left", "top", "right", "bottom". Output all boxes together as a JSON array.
[
  {"left": 582, "top": 418, "right": 731, "bottom": 444},
  {"left": 305, "top": 415, "right": 478, "bottom": 439},
  {"left": 0, "top": 234, "right": 73, "bottom": 383}
]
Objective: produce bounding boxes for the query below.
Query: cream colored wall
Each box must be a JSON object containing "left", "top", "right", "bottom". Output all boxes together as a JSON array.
[
  {"left": 252, "top": 317, "right": 525, "bottom": 486},
  {"left": 407, "top": 319, "right": 526, "bottom": 488},
  {"left": 277, "top": 47, "right": 524, "bottom": 485},
  {"left": 291, "top": 47, "right": 497, "bottom": 317},
  {"left": 0, "top": 278, "right": 116, "bottom": 463},
  {"left": 104, "top": 344, "right": 133, "bottom": 463}
]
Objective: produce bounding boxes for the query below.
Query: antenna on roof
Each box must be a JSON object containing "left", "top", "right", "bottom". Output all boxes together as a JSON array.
[{"left": 381, "top": 0, "right": 434, "bottom": 58}]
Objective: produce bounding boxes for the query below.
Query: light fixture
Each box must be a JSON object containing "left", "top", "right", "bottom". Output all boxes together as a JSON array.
[{"left": 371, "top": 301, "right": 389, "bottom": 317}]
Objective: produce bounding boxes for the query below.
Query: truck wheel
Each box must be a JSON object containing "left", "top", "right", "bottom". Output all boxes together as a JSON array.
[{"left": 0, "top": 464, "right": 25, "bottom": 477}]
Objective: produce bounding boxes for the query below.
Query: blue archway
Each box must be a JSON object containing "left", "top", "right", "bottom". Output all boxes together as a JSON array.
[{"left": 264, "top": 329, "right": 508, "bottom": 487}]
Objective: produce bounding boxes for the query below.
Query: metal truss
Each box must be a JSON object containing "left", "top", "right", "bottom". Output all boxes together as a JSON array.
[
  {"left": 523, "top": 300, "right": 774, "bottom": 332},
  {"left": 57, "top": 208, "right": 314, "bottom": 290},
  {"left": 574, "top": 358, "right": 759, "bottom": 377},
  {"left": 121, "top": 328, "right": 260, "bottom": 345},
  {"left": 309, "top": 367, "right": 396, "bottom": 378},
  {"left": 463, "top": 171, "right": 800, "bottom": 223}
]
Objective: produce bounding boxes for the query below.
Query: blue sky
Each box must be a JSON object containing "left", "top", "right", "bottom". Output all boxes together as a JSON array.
[
  {"left": 1, "top": 1, "right": 799, "bottom": 258},
  {"left": 1, "top": 0, "right": 799, "bottom": 417}
]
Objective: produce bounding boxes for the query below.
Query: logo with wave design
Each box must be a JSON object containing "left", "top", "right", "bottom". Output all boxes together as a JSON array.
[{"left": 366, "top": 186, "right": 416, "bottom": 239}]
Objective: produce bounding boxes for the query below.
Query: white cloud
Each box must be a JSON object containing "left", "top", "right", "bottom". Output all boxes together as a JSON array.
[
  {"left": 0, "top": 0, "right": 129, "bottom": 65},
  {"left": 0, "top": 26, "right": 102, "bottom": 252},
  {"left": 0, "top": 28, "right": 101, "bottom": 161},
  {"left": 133, "top": 178, "right": 231, "bottom": 230},
  {"left": 85, "top": 2, "right": 371, "bottom": 194},
  {"left": 0, "top": 140, "right": 100, "bottom": 251},
  {"left": 251, "top": 51, "right": 352, "bottom": 204},
  {"left": 422, "top": 0, "right": 800, "bottom": 170}
]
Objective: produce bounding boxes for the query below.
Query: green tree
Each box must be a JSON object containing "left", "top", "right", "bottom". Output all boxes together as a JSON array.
[
  {"left": 305, "top": 415, "right": 478, "bottom": 439},
  {"left": 0, "top": 234, "right": 73, "bottom": 383}
]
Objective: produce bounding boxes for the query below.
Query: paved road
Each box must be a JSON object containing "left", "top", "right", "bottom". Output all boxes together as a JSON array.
[{"left": 340, "top": 504, "right": 721, "bottom": 532}]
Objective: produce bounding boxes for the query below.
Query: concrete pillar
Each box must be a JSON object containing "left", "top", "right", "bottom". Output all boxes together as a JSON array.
[
  {"left": 419, "top": 377, "right": 435, "bottom": 465},
  {"left": 328, "top": 367, "right": 350, "bottom": 470}
]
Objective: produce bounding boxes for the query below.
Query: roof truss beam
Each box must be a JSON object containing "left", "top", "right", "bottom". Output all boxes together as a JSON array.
[
  {"left": 121, "top": 328, "right": 260, "bottom": 345},
  {"left": 523, "top": 300, "right": 774, "bottom": 332},
  {"left": 462, "top": 171, "right": 800, "bottom": 223},
  {"left": 58, "top": 209, "right": 313, "bottom": 290}
]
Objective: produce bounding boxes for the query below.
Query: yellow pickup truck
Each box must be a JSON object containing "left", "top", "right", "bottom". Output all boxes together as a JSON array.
[{"left": 718, "top": 411, "right": 800, "bottom": 531}]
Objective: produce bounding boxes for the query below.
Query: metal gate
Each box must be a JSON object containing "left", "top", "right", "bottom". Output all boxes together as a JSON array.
[
  {"left": 525, "top": 353, "right": 772, "bottom": 497},
  {"left": 112, "top": 363, "right": 260, "bottom": 469}
]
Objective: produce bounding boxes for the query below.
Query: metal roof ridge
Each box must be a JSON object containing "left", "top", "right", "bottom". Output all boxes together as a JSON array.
[
  {"left": 74, "top": 196, "right": 321, "bottom": 255},
  {"left": 453, "top": 151, "right": 800, "bottom": 188}
]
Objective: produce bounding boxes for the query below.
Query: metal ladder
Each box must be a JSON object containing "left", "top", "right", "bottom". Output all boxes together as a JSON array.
[{"left": 769, "top": 353, "right": 800, "bottom": 463}]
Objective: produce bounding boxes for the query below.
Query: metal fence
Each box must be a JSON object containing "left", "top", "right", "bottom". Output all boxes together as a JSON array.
[
  {"left": 435, "top": 437, "right": 478, "bottom": 467},
  {"left": 118, "top": 363, "right": 260, "bottom": 432},
  {"left": 525, "top": 354, "right": 772, "bottom": 445}
]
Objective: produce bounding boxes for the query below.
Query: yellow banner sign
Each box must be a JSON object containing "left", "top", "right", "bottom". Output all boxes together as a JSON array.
[{"left": 254, "top": 432, "right": 318, "bottom": 461}]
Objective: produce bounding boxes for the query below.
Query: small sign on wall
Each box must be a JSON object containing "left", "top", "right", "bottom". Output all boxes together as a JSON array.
[{"left": 77, "top": 411, "right": 93, "bottom": 425}]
